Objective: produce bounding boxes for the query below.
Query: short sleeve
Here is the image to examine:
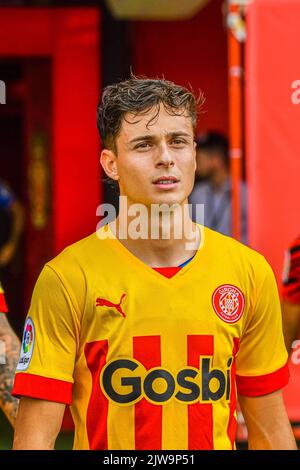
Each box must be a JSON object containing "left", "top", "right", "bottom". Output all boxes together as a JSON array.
[
  {"left": 236, "top": 257, "right": 289, "bottom": 397},
  {"left": 0, "top": 282, "right": 8, "bottom": 313},
  {"left": 281, "top": 236, "right": 300, "bottom": 304},
  {"left": 12, "top": 265, "right": 80, "bottom": 404}
]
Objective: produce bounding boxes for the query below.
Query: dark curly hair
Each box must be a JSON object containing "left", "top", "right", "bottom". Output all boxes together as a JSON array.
[{"left": 97, "top": 75, "right": 204, "bottom": 153}]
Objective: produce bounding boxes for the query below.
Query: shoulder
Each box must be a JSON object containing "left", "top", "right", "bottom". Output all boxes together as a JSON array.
[
  {"left": 45, "top": 226, "right": 118, "bottom": 278},
  {"left": 33, "top": 233, "right": 103, "bottom": 316},
  {"left": 46, "top": 232, "right": 101, "bottom": 273},
  {"left": 202, "top": 226, "right": 270, "bottom": 274}
]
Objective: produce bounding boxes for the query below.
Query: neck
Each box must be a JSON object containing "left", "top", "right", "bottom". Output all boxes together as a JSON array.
[{"left": 110, "top": 197, "right": 200, "bottom": 267}]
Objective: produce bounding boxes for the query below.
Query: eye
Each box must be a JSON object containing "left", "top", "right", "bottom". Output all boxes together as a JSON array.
[
  {"left": 135, "top": 142, "right": 152, "bottom": 150},
  {"left": 171, "top": 138, "right": 186, "bottom": 146}
]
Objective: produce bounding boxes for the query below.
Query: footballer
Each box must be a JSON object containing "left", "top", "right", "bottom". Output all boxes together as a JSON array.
[{"left": 12, "top": 77, "right": 296, "bottom": 450}]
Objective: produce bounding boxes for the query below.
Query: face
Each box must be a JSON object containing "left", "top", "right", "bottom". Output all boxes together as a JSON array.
[{"left": 101, "top": 104, "right": 196, "bottom": 207}]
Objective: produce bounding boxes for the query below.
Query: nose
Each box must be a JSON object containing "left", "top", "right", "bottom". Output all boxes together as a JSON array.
[{"left": 156, "top": 142, "right": 174, "bottom": 168}]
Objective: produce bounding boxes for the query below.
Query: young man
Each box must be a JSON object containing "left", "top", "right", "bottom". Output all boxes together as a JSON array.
[
  {"left": 13, "top": 77, "right": 295, "bottom": 450},
  {"left": 0, "top": 282, "right": 20, "bottom": 428}
]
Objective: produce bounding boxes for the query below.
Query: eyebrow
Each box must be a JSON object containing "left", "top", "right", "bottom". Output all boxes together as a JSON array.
[{"left": 128, "top": 132, "right": 193, "bottom": 145}]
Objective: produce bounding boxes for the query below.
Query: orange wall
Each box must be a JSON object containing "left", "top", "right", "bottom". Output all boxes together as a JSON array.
[
  {"left": 246, "top": 0, "right": 300, "bottom": 421},
  {"left": 246, "top": 0, "right": 300, "bottom": 278}
]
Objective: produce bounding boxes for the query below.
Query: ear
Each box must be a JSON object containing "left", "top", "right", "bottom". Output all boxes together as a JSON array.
[{"left": 100, "top": 149, "right": 119, "bottom": 181}]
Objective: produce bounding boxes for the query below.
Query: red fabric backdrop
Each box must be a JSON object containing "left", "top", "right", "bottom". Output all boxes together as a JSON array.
[
  {"left": 246, "top": 0, "right": 300, "bottom": 421},
  {"left": 0, "top": 7, "right": 101, "bottom": 268},
  {"left": 131, "top": 0, "right": 228, "bottom": 135}
]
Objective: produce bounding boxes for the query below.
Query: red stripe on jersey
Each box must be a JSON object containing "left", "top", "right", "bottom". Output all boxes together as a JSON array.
[
  {"left": 152, "top": 267, "right": 181, "bottom": 279},
  {"left": 236, "top": 362, "right": 289, "bottom": 397},
  {"left": 12, "top": 373, "right": 72, "bottom": 404},
  {"left": 0, "top": 292, "right": 8, "bottom": 313},
  {"left": 85, "top": 340, "right": 109, "bottom": 450},
  {"left": 187, "top": 335, "right": 214, "bottom": 450},
  {"left": 227, "top": 338, "right": 240, "bottom": 449},
  {"left": 133, "top": 336, "right": 162, "bottom": 450}
]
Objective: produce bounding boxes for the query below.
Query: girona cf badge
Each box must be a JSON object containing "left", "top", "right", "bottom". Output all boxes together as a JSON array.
[{"left": 212, "top": 284, "right": 245, "bottom": 324}]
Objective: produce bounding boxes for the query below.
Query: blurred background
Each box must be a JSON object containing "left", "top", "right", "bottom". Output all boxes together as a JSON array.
[{"left": 0, "top": 0, "right": 300, "bottom": 450}]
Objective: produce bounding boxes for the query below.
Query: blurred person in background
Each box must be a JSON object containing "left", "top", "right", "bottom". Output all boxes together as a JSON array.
[
  {"left": 189, "top": 132, "right": 248, "bottom": 244},
  {"left": 281, "top": 235, "right": 300, "bottom": 352},
  {"left": 0, "top": 179, "right": 24, "bottom": 269},
  {"left": 0, "top": 282, "right": 20, "bottom": 428}
]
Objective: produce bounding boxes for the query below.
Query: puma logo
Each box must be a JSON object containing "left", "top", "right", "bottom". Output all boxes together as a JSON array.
[{"left": 95, "top": 293, "right": 126, "bottom": 318}]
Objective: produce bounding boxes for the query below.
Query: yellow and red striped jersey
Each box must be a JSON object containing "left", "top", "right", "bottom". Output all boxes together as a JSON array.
[{"left": 13, "top": 225, "right": 289, "bottom": 450}]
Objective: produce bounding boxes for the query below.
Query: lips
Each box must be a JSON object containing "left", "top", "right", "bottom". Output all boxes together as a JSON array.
[
  {"left": 153, "top": 176, "right": 179, "bottom": 185},
  {"left": 152, "top": 176, "right": 180, "bottom": 191}
]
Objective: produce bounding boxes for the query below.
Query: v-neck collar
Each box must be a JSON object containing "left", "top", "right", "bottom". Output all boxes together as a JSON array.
[
  {"left": 153, "top": 266, "right": 182, "bottom": 278},
  {"left": 106, "top": 223, "right": 208, "bottom": 285}
]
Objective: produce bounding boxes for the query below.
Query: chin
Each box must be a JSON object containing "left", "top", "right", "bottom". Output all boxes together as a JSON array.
[
  {"left": 129, "top": 189, "right": 187, "bottom": 207},
  {"left": 150, "top": 193, "right": 185, "bottom": 207}
]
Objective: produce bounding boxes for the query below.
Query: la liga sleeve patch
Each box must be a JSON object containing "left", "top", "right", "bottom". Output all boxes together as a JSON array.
[{"left": 17, "top": 317, "right": 35, "bottom": 371}]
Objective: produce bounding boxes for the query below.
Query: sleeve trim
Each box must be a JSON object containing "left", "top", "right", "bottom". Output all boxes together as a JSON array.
[
  {"left": 236, "top": 362, "right": 290, "bottom": 397},
  {"left": 12, "top": 373, "right": 73, "bottom": 404}
]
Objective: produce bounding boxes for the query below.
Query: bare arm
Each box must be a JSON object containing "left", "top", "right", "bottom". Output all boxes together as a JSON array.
[
  {"left": 13, "top": 397, "right": 66, "bottom": 449},
  {"left": 239, "top": 390, "right": 297, "bottom": 449},
  {"left": 0, "top": 313, "right": 20, "bottom": 427},
  {"left": 281, "top": 299, "right": 300, "bottom": 353}
]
